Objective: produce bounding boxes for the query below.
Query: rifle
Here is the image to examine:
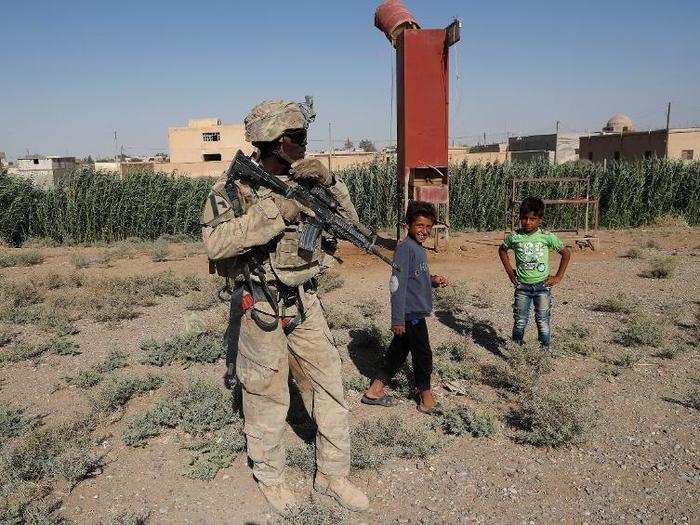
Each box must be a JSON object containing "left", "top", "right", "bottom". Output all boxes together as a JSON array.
[{"left": 225, "top": 150, "right": 399, "bottom": 272}]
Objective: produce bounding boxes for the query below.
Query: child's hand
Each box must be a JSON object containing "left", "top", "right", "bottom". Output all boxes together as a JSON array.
[
  {"left": 431, "top": 275, "right": 448, "bottom": 288},
  {"left": 392, "top": 324, "right": 406, "bottom": 336},
  {"left": 546, "top": 275, "right": 562, "bottom": 287}
]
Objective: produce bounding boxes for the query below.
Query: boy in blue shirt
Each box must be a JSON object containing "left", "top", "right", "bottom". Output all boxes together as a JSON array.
[
  {"left": 498, "top": 197, "right": 571, "bottom": 347},
  {"left": 362, "top": 201, "right": 448, "bottom": 413}
]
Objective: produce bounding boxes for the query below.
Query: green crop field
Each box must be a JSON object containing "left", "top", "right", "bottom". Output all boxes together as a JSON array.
[{"left": 1, "top": 158, "right": 698, "bottom": 246}]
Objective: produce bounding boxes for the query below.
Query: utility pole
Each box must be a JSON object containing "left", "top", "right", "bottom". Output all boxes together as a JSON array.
[
  {"left": 554, "top": 120, "right": 560, "bottom": 164},
  {"left": 113, "top": 131, "right": 119, "bottom": 161},
  {"left": 482, "top": 132, "right": 486, "bottom": 145},
  {"left": 665, "top": 102, "right": 671, "bottom": 158}
]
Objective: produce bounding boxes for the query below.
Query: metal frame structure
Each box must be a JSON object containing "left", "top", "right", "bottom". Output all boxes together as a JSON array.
[
  {"left": 374, "top": 2, "right": 460, "bottom": 251},
  {"left": 506, "top": 176, "right": 599, "bottom": 248}
]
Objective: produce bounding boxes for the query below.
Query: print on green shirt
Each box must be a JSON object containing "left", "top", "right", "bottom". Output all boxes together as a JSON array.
[{"left": 502, "top": 229, "right": 564, "bottom": 284}]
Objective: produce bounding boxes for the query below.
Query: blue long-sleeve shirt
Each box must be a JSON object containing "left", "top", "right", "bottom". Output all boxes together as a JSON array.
[{"left": 389, "top": 235, "right": 433, "bottom": 325}]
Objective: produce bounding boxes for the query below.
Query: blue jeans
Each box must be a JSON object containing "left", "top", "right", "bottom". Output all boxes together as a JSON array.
[{"left": 512, "top": 282, "right": 552, "bottom": 347}]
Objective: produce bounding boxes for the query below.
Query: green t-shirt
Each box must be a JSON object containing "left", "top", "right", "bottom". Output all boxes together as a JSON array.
[{"left": 502, "top": 228, "right": 564, "bottom": 284}]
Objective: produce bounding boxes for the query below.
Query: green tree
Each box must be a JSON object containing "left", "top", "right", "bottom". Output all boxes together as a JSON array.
[{"left": 358, "top": 139, "right": 376, "bottom": 152}]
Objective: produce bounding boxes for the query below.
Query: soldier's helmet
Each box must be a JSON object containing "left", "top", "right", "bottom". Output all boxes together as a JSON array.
[{"left": 244, "top": 96, "right": 316, "bottom": 143}]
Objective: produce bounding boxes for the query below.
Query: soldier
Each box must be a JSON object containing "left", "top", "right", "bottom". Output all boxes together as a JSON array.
[{"left": 201, "top": 98, "right": 369, "bottom": 514}]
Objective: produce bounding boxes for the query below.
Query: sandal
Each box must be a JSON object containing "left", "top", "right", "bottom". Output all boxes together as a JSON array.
[{"left": 361, "top": 394, "right": 399, "bottom": 407}]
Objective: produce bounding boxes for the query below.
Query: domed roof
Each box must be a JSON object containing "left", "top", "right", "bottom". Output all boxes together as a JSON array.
[{"left": 603, "top": 114, "right": 634, "bottom": 133}]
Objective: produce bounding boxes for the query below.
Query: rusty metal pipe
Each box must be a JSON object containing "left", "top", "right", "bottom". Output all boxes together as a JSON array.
[{"left": 374, "top": 0, "right": 420, "bottom": 47}]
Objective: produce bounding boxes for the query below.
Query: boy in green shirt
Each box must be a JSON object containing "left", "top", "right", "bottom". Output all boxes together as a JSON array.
[{"left": 498, "top": 197, "right": 571, "bottom": 347}]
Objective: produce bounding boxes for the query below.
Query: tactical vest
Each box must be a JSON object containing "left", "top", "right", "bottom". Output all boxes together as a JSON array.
[{"left": 201, "top": 176, "right": 326, "bottom": 287}]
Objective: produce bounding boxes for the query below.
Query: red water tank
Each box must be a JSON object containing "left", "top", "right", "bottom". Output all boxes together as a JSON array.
[{"left": 374, "top": 0, "right": 420, "bottom": 46}]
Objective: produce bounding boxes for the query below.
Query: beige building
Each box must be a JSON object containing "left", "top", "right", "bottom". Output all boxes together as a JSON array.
[
  {"left": 579, "top": 114, "right": 699, "bottom": 163},
  {"left": 163, "top": 118, "right": 253, "bottom": 178},
  {"left": 17, "top": 156, "right": 76, "bottom": 188}
]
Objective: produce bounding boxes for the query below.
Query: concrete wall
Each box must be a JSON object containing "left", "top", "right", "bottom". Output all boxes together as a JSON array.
[
  {"left": 510, "top": 150, "right": 554, "bottom": 163},
  {"left": 555, "top": 134, "right": 583, "bottom": 163},
  {"left": 667, "top": 129, "right": 700, "bottom": 160},
  {"left": 156, "top": 161, "right": 229, "bottom": 179},
  {"left": 508, "top": 134, "right": 557, "bottom": 153},
  {"left": 95, "top": 162, "right": 155, "bottom": 177},
  {"left": 448, "top": 148, "right": 509, "bottom": 164},
  {"left": 307, "top": 151, "right": 387, "bottom": 171},
  {"left": 168, "top": 119, "right": 253, "bottom": 164},
  {"left": 17, "top": 157, "right": 76, "bottom": 188},
  {"left": 508, "top": 133, "right": 582, "bottom": 163},
  {"left": 579, "top": 130, "right": 667, "bottom": 162}
]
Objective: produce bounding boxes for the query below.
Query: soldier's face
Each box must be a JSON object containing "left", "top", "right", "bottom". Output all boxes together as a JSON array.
[{"left": 279, "top": 131, "right": 307, "bottom": 163}]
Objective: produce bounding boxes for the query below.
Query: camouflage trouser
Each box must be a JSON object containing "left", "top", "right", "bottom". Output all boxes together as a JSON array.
[{"left": 236, "top": 295, "right": 350, "bottom": 486}]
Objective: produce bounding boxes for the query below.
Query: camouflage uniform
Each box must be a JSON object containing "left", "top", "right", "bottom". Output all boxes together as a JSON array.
[{"left": 201, "top": 100, "right": 359, "bottom": 491}]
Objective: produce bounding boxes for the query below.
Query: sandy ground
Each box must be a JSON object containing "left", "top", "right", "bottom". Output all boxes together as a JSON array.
[{"left": 0, "top": 226, "right": 698, "bottom": 524}]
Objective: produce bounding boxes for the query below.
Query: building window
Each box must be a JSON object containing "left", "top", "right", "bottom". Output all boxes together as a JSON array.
[
  {"left": 681, "top": 150, "right": 694, "bottom": 160},
  {"left": 644, "top": 151, "right": 652, "bottom": 159},
  {"left": 33, "top": 159, "right": 39, "bottom": 165},
  {"left": 613, "top": 151, "right": 621, "bottom": 160},
  {"left": 203, "top": 153, "right": 222, "bottom": 162},
  {"left": 202, "top": 132, "right": 220, "bottom": 142}
]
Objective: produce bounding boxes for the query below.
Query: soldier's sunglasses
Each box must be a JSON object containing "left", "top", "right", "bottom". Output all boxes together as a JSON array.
[{"left": 283, "top": 130, "right": 307, "bottom": 146}]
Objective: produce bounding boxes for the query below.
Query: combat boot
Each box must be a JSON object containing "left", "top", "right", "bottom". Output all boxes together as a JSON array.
[
  {"left": 258, "top": 481, "right": 297, "bottom": 514},
  {"left": 313, "top": 472, "right": 369, "bottom": 511}
]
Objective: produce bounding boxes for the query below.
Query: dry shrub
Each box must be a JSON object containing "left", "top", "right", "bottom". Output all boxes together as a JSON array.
[
  {"left": 185, "top": 278, "right": 222, "bottom": 311},
  {"left": 91, "top": 374, "right": 163, "bottom": 412},
  {"left": 554, "top": 324, "right": 593, "bottom": 356},
  {"left": 0, "top": 337, "right": 80, "bottom": 365},
  {"left": 342, "top": 374, "right": 370, "bottom": 392},
  {"left": 685, "top": 388, "right": 700, "bottom": 410},
  {"left": 184, "top": 426, "right": 246, "bottom": 480},
  {"left": 275, "top": 501, "right": 343, "bottom": 525},
  {"left": 140, "top": 330, "right": 224, "bottom": 368},
  {"left": 622, "top": 247, "right": 642, "bottom": 259},
  {"left": 653, "top": 343, "right": 689, "bottom": 360},
  {"left": 150, "top": 240, "right": 170, "bottom": 262},
  {"left": 616, "top": 315, "right": 664, "bottom": 347},
  {"left": 285, "top": 442, "right": 315, "bottom": 474},
  {"left": 350, "top": 415, "right": 441, "bottom": 470},
  {"left": 323, "top": 303, "right": 364, "bottom": 330},
  {"left": 592, "top": 293, "right": 635, "bottom": 314},
  {"left": 0, "top": 403, "right": 41, "bottom": 443},
  {"left": 509, "top": 379, "right": 593, "bottom": 447},
  {"left": 435, "top": 405, "right": 498, "bottom": 438},
  {"left": 434, "top": 280, "right": 470, "bottom": 312},
  {"left": 317, "top": 270, "right": 344, "bottom": 294},
  {"left": 21, "top": 237, "right": 60, "bottom": 249},
  {"left": 605, "top": 349, "right": 643, "bottom": 368},
  {"left": 0, "top": 414, "right": 101, "bottom": 523},
  {"left": 640, "top": 256, "right": 678, "bottom": 279},
  {"left": 110, "top": 509, "right": 151, "bottom": 525},
  {"left": 122, "top": 379, "right": 238, "bottom": 447},
  {"left": 480, "top": 343, "right": 551, "bottom": 395},
  {"left": 434, "top": 340, "right": 480, "bottom": 382},
  {"left": 652, "top": 214, "right": 690, "bottom": 229},
  {"left": 0, "top": 249, "right": 44, "bottom": 268}
]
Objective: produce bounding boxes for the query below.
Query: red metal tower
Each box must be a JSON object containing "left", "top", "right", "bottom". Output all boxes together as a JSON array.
[{"left": 375, "top": 0, "right": 460, "bottom": 245}]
